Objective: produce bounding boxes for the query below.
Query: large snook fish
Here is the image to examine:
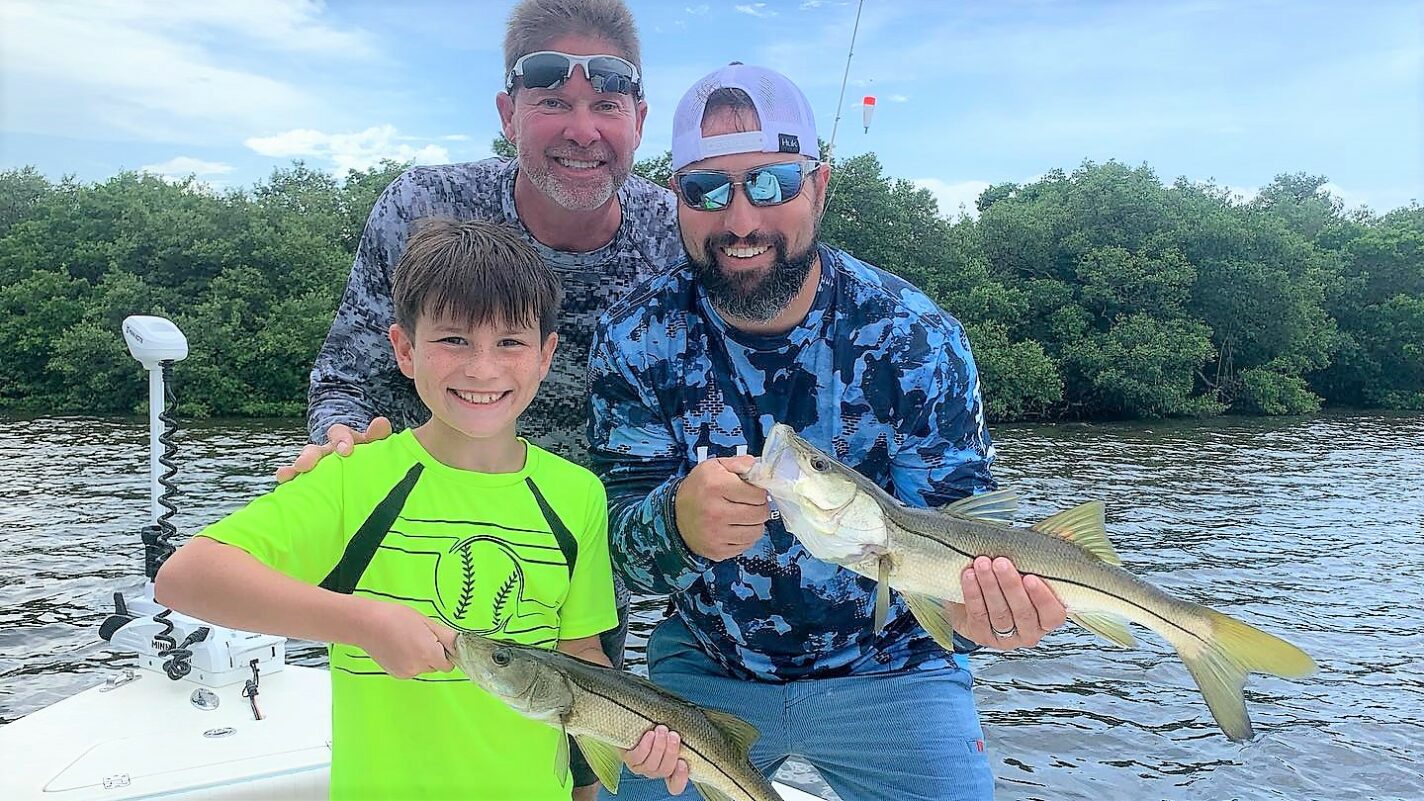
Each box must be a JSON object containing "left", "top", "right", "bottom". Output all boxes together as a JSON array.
[
  {"left": 452, "top": 633, "right": 784, "bottom": 801},
  {"left": 742, "top": 423, "right": 1316, "bottom": 741}
]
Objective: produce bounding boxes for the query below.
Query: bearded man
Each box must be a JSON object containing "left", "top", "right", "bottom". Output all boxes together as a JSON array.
[{"left": 586, "top": 63, "right": 1068, "bottom": 801}]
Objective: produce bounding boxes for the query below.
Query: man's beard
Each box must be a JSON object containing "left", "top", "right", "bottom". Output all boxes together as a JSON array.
[
  {"left": 520, "top": 145, "right": 629, "bottom": 212},
  {"left": 689, "top": 230, "right": 818, "bottom": 323}
]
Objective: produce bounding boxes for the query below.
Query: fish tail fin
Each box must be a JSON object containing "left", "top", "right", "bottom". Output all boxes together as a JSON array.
[{"left": 1171, "top": 607, "right": 1316, "bottom": 742}]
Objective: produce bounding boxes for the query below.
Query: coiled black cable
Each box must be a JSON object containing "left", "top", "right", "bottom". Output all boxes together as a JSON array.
[
  {"left": 152, "top": 609, "right": 177, "bottom": 653},
  {"left": 150, "top": 610, "right": 208, "bottom": 680},
  {"left": 162, "top": 626, "right": 210, "bottom": 680},
  {"left": 143, "top": 360, "right": 181, "bottom": 578}
]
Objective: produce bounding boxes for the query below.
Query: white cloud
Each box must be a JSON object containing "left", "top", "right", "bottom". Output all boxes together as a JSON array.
[
  {"left": 911, "top": 178, "right": 992, "bottom": 220},
  {"left": 139, "top": 156, "right": 235, "bottom": 178},
  {"left": 800, "top": 1, "right": 829, "bottom": 8},
  {"left": 1322, "top": 181, "right": 1372, "bottom": 211},
  {"left": 686, "top": 4, "right": 710, "bottom": 14},
  {"left": 1220, "top": 184, "right": 1259, "bottom": 204},
  {"left": 887, "top": 94, "right": 909, "bottom": 103},
  {"left": 0, "top": 0, "right": 375, "bottom": 144},
  {"left": 245, "top": 125, "right": 450, "bottom": 173},
  {"left": 735, "top": 4, "right": 777, "bottom": 18},
  {"left": 440, "top": 134, "right": 472, "bottom": 142}
]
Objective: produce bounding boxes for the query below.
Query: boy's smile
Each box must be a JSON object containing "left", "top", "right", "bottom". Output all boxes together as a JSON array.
[{"left": 391, "top": 314, "right": 557, "bottom": 473}]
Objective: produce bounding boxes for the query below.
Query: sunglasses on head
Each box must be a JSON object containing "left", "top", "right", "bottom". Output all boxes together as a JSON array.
[
  {"left": 673, "top": 161, "right": 821, "bottom": 212},
  {"left": 506, "top": 51, "right": 643, "bottom": 97}
]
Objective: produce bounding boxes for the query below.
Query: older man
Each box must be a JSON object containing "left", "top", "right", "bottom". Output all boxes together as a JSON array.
[
  {"left": 298, "top": 0, "right": 681, "bottom": 464},
  {"left": 587, "top": 63, "right": 1068, "bottom": 801},
  {"left": 289, "top": 0, "right": 686, "bottom": 796}
]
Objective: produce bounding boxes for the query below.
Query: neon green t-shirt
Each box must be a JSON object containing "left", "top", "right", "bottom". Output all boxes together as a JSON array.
[{"left": 199, "top": 430, "right": 617, "bottom": 801}]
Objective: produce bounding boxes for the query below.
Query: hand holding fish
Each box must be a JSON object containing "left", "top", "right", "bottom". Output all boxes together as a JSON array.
[
  {"left": 675, "top": 455, "right": 772, "bottom": 561},
  {"left": 622, "top": 725, "right": 691, "bottom": 794},
  {"left": 952, "top": 556, "right": 1068, "bottom": 649},
  {"left": 454, "top": 635, "right": 786, "bottom": 800},
  {"left": 744, "top": 423, "right": 1317, "bottom": 741},
  {"left": 352, "top": 598, "right": 456, "bottom": 679}
]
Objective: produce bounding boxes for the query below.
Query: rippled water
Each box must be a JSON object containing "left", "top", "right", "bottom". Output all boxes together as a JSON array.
[{"left": 3, "top": 413, "right": 1422, "bottom": 800}]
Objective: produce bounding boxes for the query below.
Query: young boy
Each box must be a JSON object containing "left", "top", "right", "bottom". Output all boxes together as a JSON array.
[{"left": 155, "top": 219, "right": 685, "bottom": 800}]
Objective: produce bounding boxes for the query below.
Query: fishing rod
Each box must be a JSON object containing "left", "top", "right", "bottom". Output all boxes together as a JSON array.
[{"left": 825, "top": 0, "right": 866, "bottom": 166}]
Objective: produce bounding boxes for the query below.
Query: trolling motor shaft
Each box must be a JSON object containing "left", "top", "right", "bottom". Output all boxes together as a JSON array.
[{"left": 122, "top": 315, "right": 188, "bottom": 578}]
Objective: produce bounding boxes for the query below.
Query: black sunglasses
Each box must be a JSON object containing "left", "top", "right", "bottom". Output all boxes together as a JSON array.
[
  {"left": 673, "top": 161, "right": 821, "bottom": 211},
  {"left": 506, "top": 51, "right": 643, "bottom": 98}
]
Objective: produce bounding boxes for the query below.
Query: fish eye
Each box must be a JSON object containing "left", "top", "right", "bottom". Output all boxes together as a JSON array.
[
  {"left": 492, "top": 648, "right": 512, "bottom": 667},
  {"left": 810, "top": 457, "right": 830, "bottom": 473}
]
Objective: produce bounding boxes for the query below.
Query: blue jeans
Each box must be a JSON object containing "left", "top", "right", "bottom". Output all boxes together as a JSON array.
[{"left": 598, "top": 616, "right": 993, "bottom": 801}]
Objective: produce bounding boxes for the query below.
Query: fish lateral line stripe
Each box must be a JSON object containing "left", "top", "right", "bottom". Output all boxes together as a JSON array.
[
  {"left": 577, "top": 682, "right": 763, "bottom": 797},
  {"left": 914, "top": 532, "right": 1213, "bottom": 647}
]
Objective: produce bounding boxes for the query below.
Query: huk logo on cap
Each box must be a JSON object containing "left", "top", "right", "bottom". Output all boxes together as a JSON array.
[{"left": 778, "top": 133, "right": 800, "bottom": 153}]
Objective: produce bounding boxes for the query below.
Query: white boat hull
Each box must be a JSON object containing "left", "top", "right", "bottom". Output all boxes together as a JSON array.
[{"left": 0, "top": 665, "right": 822, "bottom": 801}]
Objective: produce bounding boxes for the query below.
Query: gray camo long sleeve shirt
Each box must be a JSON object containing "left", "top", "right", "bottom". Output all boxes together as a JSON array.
[{"left": 308, "top": 157, "right": 684, "bottom": 460}]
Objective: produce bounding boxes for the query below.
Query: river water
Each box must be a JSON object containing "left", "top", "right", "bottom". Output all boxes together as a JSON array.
[{"left": 2, "top": 412, "right": 1421, "bottom": 800}]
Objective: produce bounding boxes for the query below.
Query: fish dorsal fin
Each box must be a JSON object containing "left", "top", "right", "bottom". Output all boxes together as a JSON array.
[
  {"left": 693, "top": 782, "right": 738, "bottom": 801},
  {"left": 703, "top": 707, "right": 760, "bottom": 758},
  {"left": 572, "top": 734, "right": 625, "bottom": 794},
  {"left": 941, "top": 489, "right": 1019, "bottom": 523},
  {"left": 1030, "top": 501, "right": 1121, "bottom": 566}
]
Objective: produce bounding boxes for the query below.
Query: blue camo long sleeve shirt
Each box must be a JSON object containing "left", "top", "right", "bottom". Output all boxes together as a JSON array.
[{"left": 587, "top": 244, "right": 997, "bottom": 682}]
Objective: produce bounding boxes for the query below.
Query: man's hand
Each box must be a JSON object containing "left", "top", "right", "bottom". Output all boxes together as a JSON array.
[
  {"left": 275, "top": 417, "right": 392, "bottom": 483},
  {"left": 950, "top": 556, "right": 1068, "bottom": 650},
  {"left": 623, "top": 725, "right": 691, "bottom": 795},
  {"left": 674, "top": 456, "right": 770, "bottom": 561},
  {"left": 352, "top": 598, "right": 455, "bottom": 679}
]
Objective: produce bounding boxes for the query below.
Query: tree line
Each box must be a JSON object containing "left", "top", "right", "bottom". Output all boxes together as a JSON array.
[{"left": 0, "top": 147, "right": 1418, "bottom": 423}]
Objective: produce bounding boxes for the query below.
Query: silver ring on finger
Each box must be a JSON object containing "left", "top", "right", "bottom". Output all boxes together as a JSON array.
[{"left": 991, "top": 623, "right": 1017, "bottom": 639}]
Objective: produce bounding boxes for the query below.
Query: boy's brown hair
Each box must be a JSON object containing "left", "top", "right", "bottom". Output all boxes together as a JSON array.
[{"left": 392, "top": 219, "right": 563, "bottom": 338}]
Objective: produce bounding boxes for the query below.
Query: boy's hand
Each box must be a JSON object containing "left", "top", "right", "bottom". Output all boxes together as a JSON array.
[
  {"left": 276, "top": 417, "right": 392, "bottom": 483},
  {"left": 623, "top": 725, "right": 690, "bottom": 795},
  {"left": 675, "top": 456, "right": 770, "bottom": 561},
  {"left": 354, "top": 599, "right": 455, "bottom": 679}
]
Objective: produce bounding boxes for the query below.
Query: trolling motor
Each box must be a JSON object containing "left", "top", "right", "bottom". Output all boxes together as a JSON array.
[
  {"left": 123, "top": 315, "right": 188, "bottom": 578},
  {"left": 95, "top": 316, "right": 286, "bottom": 702}
]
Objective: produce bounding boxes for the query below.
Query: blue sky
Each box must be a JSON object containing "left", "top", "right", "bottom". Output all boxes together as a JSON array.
[{"left": 1, "top": 0, "right": 1419, "bottom": 217}]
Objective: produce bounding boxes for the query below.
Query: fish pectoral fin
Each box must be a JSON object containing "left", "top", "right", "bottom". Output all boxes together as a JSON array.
[
  {"left": 941, "top": 488, "right": 1019, "bottom": 523},
  {"left": 703, "top": 707, "right": 761, "bottom": 757},
  {"left": 573, "top": 734, "right": 625, "bottom": 794},
  {"left": 555, "top": 726, "right": 571, "bottom": 787},
  {"left": 1068, "top": 610, "right": 1137, "bottom": 648},
  {"left": 873, "top": 556, "right": 892, "bottom": 634},
  {"left": 1030, "top": 501, "right": 1122, "bottom": 566},
  {"left": 692, "top": 781, "right": 739, "bottom": 801},
  {"left": 903, "top": 591, "right": 959, "bottom": 653}
]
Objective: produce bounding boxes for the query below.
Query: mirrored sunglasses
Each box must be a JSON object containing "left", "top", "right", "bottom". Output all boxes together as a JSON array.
[
  {"left": 506, "top": 51, "right": 643, "bottom": 97},
  {"left": 673, "top": 161, "right": 821, "bottom": 211}
]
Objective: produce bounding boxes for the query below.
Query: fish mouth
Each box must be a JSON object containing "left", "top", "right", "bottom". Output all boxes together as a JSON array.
[{"left": 746, "top": 424, "right": 800, "bottom": 489}]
